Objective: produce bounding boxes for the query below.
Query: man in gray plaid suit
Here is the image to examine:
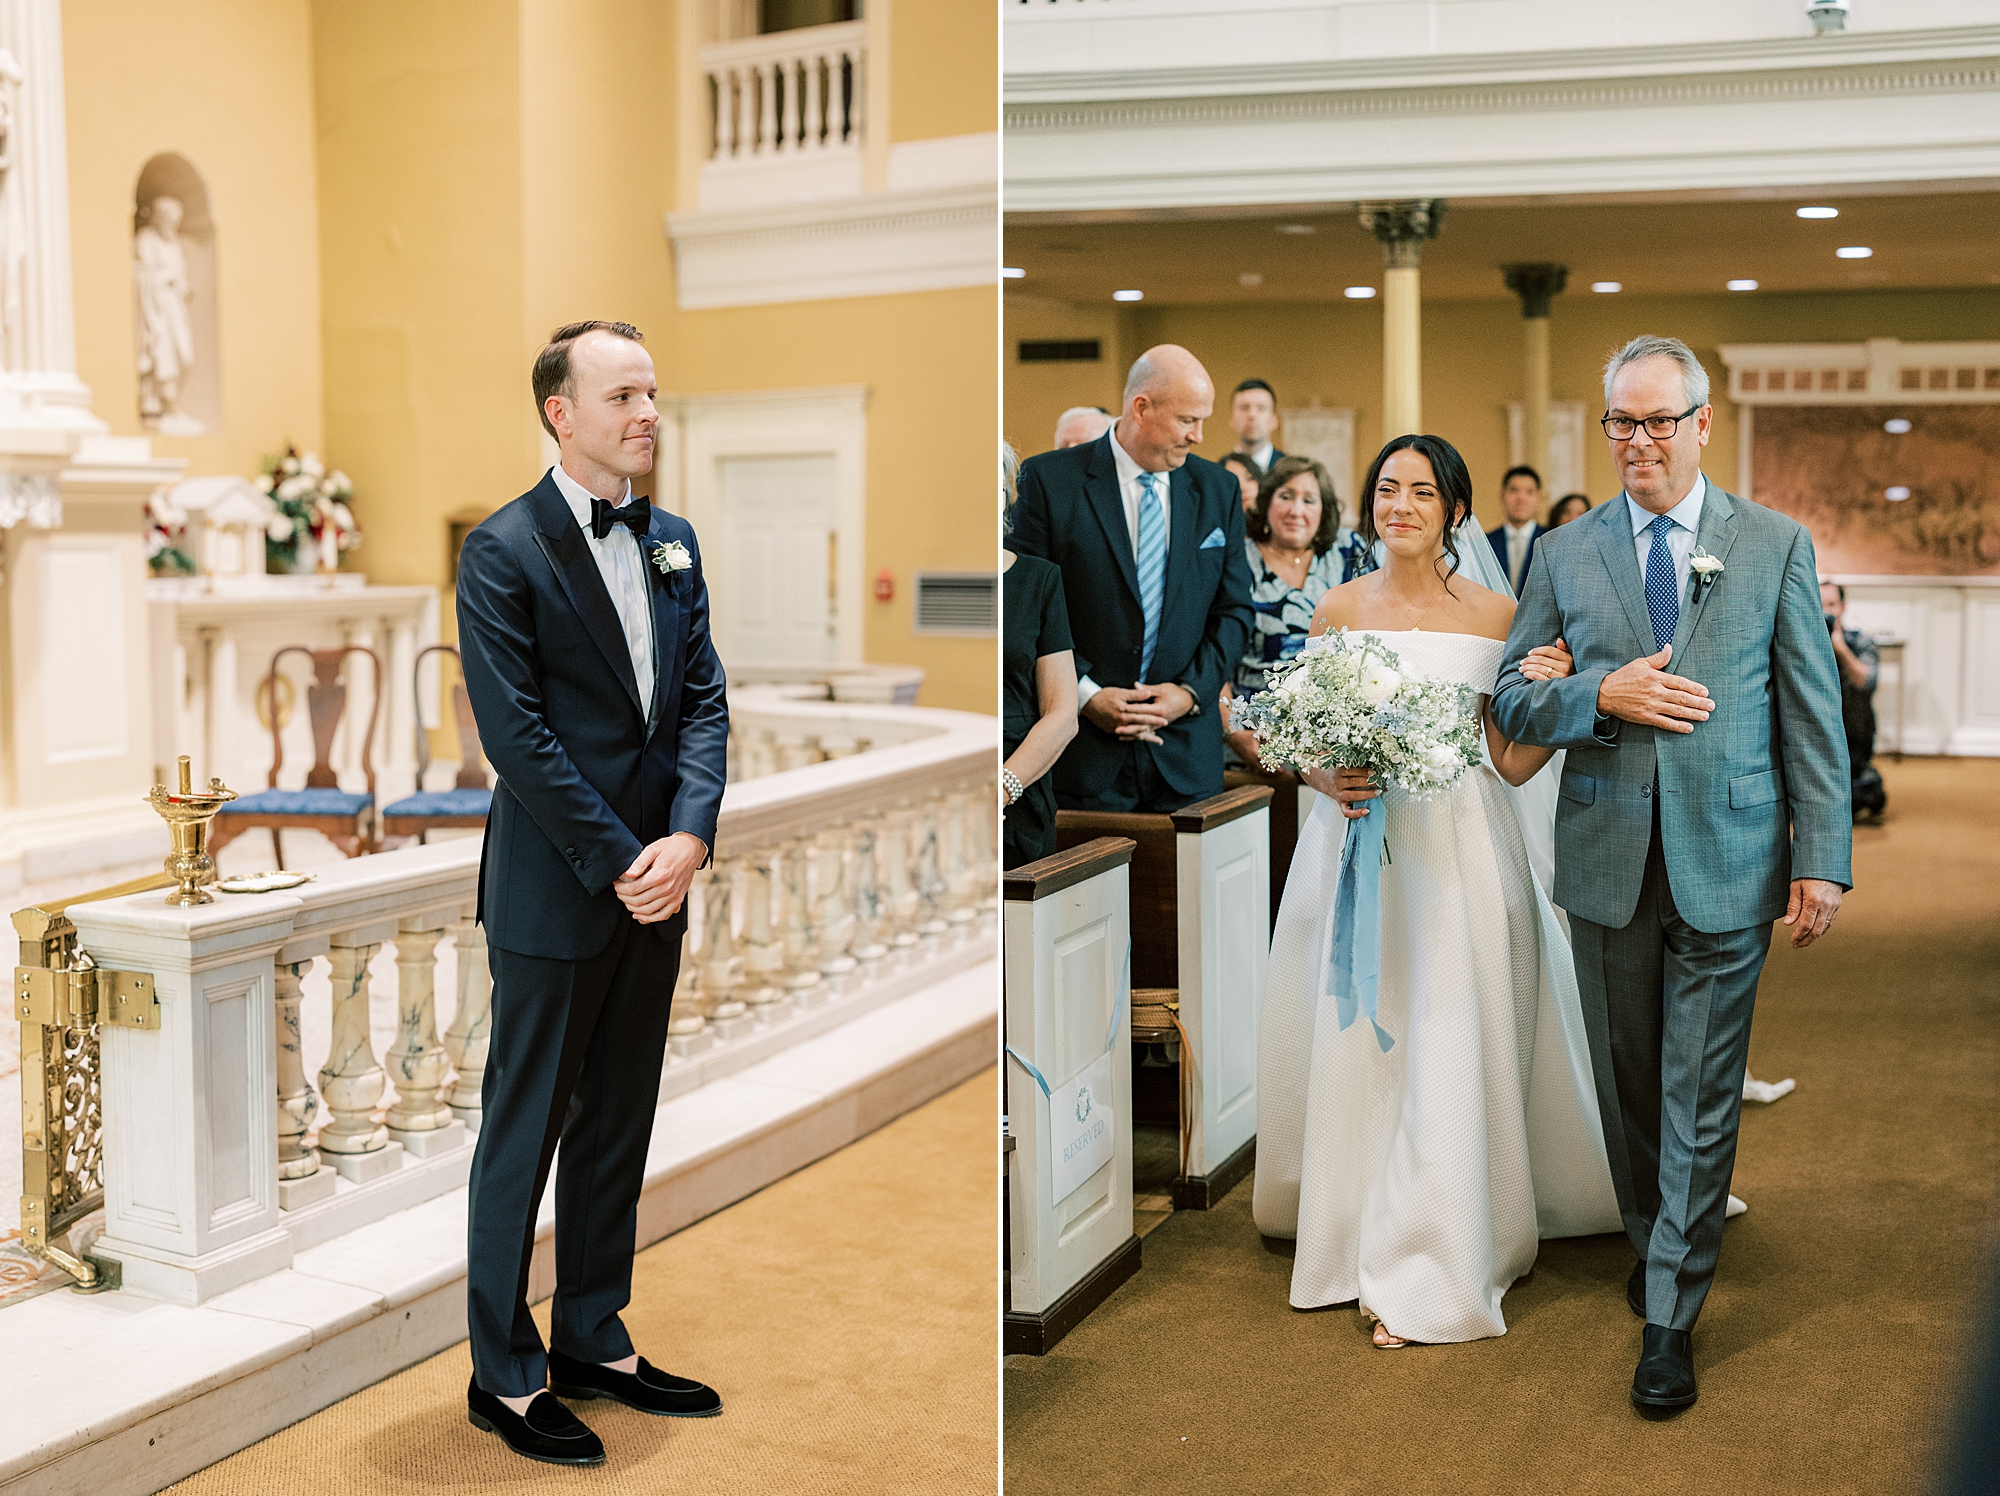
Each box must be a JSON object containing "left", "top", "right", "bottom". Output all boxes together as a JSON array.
[{"left": 1492, "top": 335, "right": 1851, "bottom": 1415}]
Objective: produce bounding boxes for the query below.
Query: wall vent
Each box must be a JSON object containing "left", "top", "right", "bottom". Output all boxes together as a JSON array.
[
  {"left": 913, "top": 572, "right": 997, "bottom": 635},
  {"left": 1018, "top": 339, "right": 1101, "bottom": 363}
]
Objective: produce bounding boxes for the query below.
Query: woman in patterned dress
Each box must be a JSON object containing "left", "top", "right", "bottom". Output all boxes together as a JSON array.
[{"left": 1222, "top": 454, "right": 1374, "bottom": 770}]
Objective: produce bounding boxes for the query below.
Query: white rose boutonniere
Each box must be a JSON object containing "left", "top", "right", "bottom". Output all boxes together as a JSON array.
[
  {"left": 1689, "top": 547, "right": 1724, "bottom": 598},
  {"left": 651, "top": 540, "right": 693, "bottom": 577}
]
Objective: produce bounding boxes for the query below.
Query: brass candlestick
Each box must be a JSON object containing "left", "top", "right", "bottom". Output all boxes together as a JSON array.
[{"left": 146, "top": 756, "right": 238, "bottom": 906}]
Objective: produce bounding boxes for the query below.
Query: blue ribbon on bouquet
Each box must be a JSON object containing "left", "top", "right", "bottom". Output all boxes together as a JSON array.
[{"left": 1329, "top": 798, "right": 1395, "bottom": 1052}]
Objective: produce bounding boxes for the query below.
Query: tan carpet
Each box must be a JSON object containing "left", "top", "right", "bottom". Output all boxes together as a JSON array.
[
  {"left": 1004, "top": 757, "right": 2000, "bottom": 1496},
  {"left": 167, "top": 1069, "right": 999, "bottom": 1496}
]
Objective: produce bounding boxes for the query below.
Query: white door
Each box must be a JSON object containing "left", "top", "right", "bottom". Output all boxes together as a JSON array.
[{"left": 716, "top": 454, "right": 839, "bottom": 662}]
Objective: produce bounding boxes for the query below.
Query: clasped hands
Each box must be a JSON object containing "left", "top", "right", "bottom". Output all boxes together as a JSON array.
[
  {"left": 1083, "top": 681, "right": 1194, "bottom": 744},
  {"left": 614, "top": 832, "right": 706, "bottom": 924}
]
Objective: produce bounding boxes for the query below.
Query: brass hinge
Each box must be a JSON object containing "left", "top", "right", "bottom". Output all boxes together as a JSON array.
[{"left": 14, "top": 957, "right": 158, "bottom": 1030}]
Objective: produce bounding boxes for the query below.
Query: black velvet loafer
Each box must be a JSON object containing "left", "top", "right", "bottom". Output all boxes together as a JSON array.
[
  {"left": 467, "top": 1378, "right": 606, "bottom": 1466},
  {"left": 1627, "top": 1259, "right": 1646, "bottom": 1319},
  {"left": 549, "top": 1348, "right": 724, "bottom": 1418},
  {"left": 1631, "top": 1325, "right": 1698, "bottom": 1414}
]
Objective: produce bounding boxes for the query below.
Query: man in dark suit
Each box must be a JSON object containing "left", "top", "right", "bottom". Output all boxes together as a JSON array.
[
  {"left": 455, "top": 320, "right": 729, "bottom": 1467},
  {"left": 1486, "top": 463, "right": 1548, "bottom": 595},
  {"left": 1229, "top": 376, "right": 1284, "bottom": 471},
  {"left": 1011, "top": 345, "right": 1254, "bottom": 814}
]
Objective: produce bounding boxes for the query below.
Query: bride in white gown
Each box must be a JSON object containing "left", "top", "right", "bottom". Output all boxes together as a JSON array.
[{"left": 1250, "top": 434, "right": 1624, "bottom": 1347}]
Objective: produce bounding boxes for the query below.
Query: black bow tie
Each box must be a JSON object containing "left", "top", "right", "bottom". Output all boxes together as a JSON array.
[{"left": 589, "top": 496, "right": 651, "bottom": 541}]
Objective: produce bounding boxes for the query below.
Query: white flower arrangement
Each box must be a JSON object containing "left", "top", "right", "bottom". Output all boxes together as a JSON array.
[
  {"left": 257, "top": 445, "right": 361, "bottom": 569},
  {"left": 1232, "top": 629, "right": 1483, "bottom": 800},
  {"left": 651, "top": 539, "right": 692, "bottom": 576},
  {"left": 1689, "top": 546, "right": 1724, "bottom": 595}
]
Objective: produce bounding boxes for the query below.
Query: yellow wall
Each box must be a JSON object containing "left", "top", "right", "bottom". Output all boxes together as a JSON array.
[
  {"left": 65, "top": 0, "right": 324, "bottom": 476},
  {"left": 890, "top": 0, "right": 996, "bottom": 143},
  {"left": 311, "top": 0, "right": 531, "bottom": 609},
  {"left": 1005, "top": 287, "right": 2000, "bottom": 530}
]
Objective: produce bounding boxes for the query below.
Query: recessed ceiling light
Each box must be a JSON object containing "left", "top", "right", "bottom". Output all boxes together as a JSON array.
[
  {"left": 1796, "top": 206, "right": 1839, "bottom": 219},
  {"left": 1836, "top": 246, "right": 1873, "bottom": 259},
  {"left": 1239, "top": 272, "right": 1264, "bottom": 288},
  {"left": 1112, "top": 289, "right": 1144, "bottom": 302},
  {"left": 1885, "top": 486, "right": 1912, "bottom": 501},
  {"left": 1591, "top": 281, "right": 1622, "bottom": 293},
  {"left": 1278, "top": 224, "right": 1316, "bottom": 235},
  {"left": 1343, "top": 285, "right": 1377, "bottom": 299},
  {"left": 1884, "top": 418, "right": 1913, "bottom": 434},
  {"left": 1727, "top": 279, "right": 1759, "bottom": 291},
  {"left": 1002, "top": 267, "right": 1025, "bottom": 279}
]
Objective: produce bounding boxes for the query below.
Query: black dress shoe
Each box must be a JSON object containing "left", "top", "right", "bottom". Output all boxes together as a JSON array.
[
  {"left": 1627, "top": 1260, "right": 1646, "bottom": 1319},
  {"left": 1631, "top": 1324, "right": 1698, "bottom": 1413},
  {"left": 549, "top": 1348, "right": 724, "bottom": 1418},
  {"left": 467, "top": 1378, "right": 606, "bottom": 1466}
]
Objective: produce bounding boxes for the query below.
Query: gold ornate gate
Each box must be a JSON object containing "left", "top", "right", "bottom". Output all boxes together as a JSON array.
[{"left": 14, "top": 873, "right": 171, "bottom": 1292}]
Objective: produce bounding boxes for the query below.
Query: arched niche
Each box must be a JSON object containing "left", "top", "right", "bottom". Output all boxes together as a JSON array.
[{"left": 132, "top": 153, "right": 221, "bottom": 435}]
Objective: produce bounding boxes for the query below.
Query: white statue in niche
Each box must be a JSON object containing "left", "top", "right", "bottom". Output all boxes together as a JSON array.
[
  {"left": 134, "top": 195, "right": 202, "bottom": 435},
  {"left": 0, "top": 47, "right": 28, "bottom": 374}
]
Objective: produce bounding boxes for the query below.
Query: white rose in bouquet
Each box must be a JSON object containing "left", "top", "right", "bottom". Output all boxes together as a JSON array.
[{"left": 1358, "top": 661, "right": 1402, "bottom": 706}]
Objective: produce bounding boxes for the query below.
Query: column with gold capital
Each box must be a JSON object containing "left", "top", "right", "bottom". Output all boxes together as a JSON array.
[{"left": 1358, "top": 200, "right": 1443, "bottom": 440}]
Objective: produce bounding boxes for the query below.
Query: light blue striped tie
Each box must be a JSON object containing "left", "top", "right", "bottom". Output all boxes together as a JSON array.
[
  {"left": 1135, "top": 473, "right": 1166, "bottom": 680},
  {"left": 1644, "top": 513, "right": 1679, "bottom": 652}
]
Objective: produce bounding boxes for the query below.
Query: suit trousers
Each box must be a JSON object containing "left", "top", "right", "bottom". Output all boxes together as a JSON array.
[
  {"left": 1569, "top": 812, "right": 1773, "bottom": 1332},
  {"left": 1062, "top": 740, "right": 1200, "bottom": 816},
  {"left": 466, "top": 913, "right": 683, "bottom": 1396}
]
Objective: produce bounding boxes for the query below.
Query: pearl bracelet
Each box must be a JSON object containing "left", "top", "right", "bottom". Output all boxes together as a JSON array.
[{"left": 1001, "top": 768, "right": 1026, "bottom": 805}]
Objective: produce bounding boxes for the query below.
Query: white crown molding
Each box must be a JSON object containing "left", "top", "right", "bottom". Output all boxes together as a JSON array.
[
  {"left": 666, "top": 185, "right": 996, "bottom": 310},
  {"left": 1004, "top": 20, "right": 2000, "bottom": 103}
]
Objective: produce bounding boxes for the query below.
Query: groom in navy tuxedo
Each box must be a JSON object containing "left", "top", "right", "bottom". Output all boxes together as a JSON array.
[
  {"left": 455, "top": 320, "right": 729, "bottom": 1467},
  {"left": 1011, "top": 345, "right": 1253, "bottom": 814}
]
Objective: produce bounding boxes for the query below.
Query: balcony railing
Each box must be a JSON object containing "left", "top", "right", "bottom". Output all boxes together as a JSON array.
[
  {"left": 702, "top": 21, "right": 865, "bottom": 166},
  {"left": 29, "top": 688, "right": 995, "bottom": 1302}
]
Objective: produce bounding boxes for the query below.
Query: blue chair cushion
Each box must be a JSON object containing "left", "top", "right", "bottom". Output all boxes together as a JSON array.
[
  {"left": 382, "top": 789, "right": 492, "bottom": 819},
  {"left": 221, "top": 788, "right": 373, "bottom": 818}
]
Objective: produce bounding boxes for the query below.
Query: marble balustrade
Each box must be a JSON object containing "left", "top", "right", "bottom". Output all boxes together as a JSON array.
[{"left": 66, "top": 691, "right": 996, "bottom": 1304}]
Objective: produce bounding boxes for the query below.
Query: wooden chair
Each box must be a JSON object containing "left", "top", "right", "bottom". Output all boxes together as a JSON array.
[
  {"left": 380, "top": 645, "right": 492, "bottom": 844},
  {"left": 1054, "top": 783, "right": 1271, "bottom": 1210},
  {"left": 210, "top": 645, "right": 381, "bottom": 867}
]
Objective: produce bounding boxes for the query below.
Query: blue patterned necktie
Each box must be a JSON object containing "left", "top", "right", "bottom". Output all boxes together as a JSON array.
[
  {"left": 1644, "top": 513, "right": 1679, "bottom": 651},
  {"left": 1135, "top": 473, "right": 1167, "bottom": 681}
]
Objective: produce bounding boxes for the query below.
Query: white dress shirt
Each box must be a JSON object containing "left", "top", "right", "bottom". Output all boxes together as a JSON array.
[
  {"left": 1079, "top": 428, "right": 1174, "bottom": 709},
  {"left": 1624, "top": 472, "right": 1706, "bottom": 607},
  {"left": 1241, "top": 439, "right": 1276, "bottom": 472},
  {"left": 551, "top": 463, "right": 656, "bottom": 727},
  {"left": 1504, "top": 519, "right": 1537, "bottom": 592}
]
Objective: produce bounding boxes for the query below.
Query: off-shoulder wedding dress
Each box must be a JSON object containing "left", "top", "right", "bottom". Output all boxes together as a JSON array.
[{"left": 1251, "top": 628, "right": 1624, "bottom": 1343}]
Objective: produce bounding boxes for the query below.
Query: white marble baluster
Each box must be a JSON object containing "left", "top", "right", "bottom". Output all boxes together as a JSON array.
[
  {"left": 733, "top": 64, "right": 752, "bottom": 159},
  {"left": 700, "top": 861, "right": 751, "bottom": 1035},
  {"left": 912, "top": 798, "right": 951, "bottom": 942},
  {"left": 714, "top": 64, "right": 734, "bottom": 158},
  {"left": 805, "top": 49, "right": 824, "bottom": 151},
  {"left": 384, "top": 918, "right": 465, "bottom": 1157},
  {"left": 975, "top": 776, "right": 1001, "bottom": 913},
  {"left": 317, "top": 938, "right": 402, "bottom": 1181},
  {"left": 942, "top": 789, "right": 979, "bottom": 935},
  {"left": 879, "top": 805, "right": 922, "bottom": 956},
  {"left": 757, "top": 59, "right": 778, "bottom": 153},
  {"left": 741, "top": 847, "right": 788, "bottom": 1012},
  {"left": 441, "top": 913, "right": 490, "bottom": 1132},
  {"left": 781, "top": 54, "right": 802, "bottom": 150},
  {"left": 814, "top": 823, "right": 858, "bottom": 986},
  {"left": 780, "top": 837, "right": 825, "bottom": 1000},
  {"left": 849, "top": 819, "right": 889, "bottom": 968},
  {"left": 274, "top": 956, "right": 334, "bottom": 1209}
]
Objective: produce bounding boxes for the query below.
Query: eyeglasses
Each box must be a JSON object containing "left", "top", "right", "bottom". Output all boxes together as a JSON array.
[{"left": 1601, "top": 405, "right": 1701, "bottom": 441}]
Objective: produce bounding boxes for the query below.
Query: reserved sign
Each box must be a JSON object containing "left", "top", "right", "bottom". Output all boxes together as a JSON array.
[{"left": 1048, "top": 1049, "right": 1115, "bottom": 1204}]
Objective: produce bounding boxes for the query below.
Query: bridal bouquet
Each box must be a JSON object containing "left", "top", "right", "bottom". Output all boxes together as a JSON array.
[{"left": 1233, "top": 629, "right": 1481, "bottom": 798}]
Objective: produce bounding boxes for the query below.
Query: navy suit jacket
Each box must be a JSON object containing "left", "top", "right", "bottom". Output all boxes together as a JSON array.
[
  {"left": 1010, "top": 434, "right": 1253, "bottom": 801},
  {"left": 455, "top": 472, "right": 729, "bottom": 960},
  {"left": 1487, "top": 521, "right": 1547, "bottom": 595}
]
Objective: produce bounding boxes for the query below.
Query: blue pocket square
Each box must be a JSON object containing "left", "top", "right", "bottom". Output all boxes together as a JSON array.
[{"left": 1199, "top": 528, "right": 1226, "bottom": 549}]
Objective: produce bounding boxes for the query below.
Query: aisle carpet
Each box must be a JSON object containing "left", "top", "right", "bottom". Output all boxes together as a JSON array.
[
  {"left": 1004, "top": 758, "right": 2000, "bottom": 1496},
  {"left": 167, "top": 1070, "right": 999, "bottom": 1496}
]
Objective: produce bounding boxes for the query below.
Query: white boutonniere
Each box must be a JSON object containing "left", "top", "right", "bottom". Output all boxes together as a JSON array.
[
  {"left": 650, "top": 540, "right": 692, "bottom": 577},
  {"left": 1689, "top": 547, "right": 1724, "bottom": 596}
]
